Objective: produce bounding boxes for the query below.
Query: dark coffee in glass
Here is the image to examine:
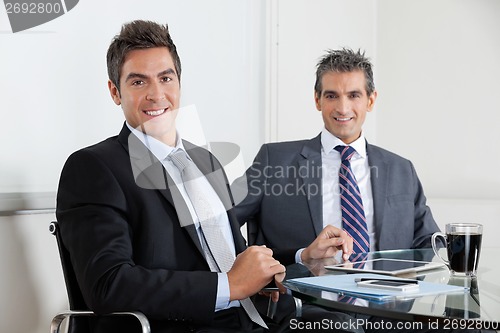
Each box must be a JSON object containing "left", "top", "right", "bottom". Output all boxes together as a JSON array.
[
  {"left": 447, "top": 232, "right": 482, "bottom": 274},
  {"left": 432, "top": 223, "right": 483, "bottom": 276}
]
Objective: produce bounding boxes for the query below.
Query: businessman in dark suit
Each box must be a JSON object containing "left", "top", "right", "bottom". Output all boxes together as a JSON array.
[{"left": 56, "top": 20, "right": 289, "bottom": 333}]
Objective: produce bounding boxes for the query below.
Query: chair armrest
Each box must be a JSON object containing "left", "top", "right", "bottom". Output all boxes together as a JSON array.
[
  {"left": 50, "top": 310, "right": 150, "bottom": 333},
  {"left": 270, "top": 296, "right": 302, "bottom": 318},
  {"left": 262, "top": 292, "right": 303, "bottom": 320},
  {"left": 293, "top": 297, "right": 302, "bottom": 318}
]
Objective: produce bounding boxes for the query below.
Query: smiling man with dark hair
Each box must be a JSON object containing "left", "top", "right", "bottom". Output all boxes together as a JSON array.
[{"left": 56, "top": 20, "right": 291, "bottom": 333}]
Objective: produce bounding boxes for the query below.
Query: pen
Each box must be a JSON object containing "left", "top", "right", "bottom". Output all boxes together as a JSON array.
[{"left": 354, "top": 277, "right": 419, "bottom": 284}]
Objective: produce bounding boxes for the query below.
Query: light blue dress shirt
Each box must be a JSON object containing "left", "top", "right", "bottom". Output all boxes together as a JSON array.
[{"left": 126, "top": 123, "right": 239, "bottom": 311}]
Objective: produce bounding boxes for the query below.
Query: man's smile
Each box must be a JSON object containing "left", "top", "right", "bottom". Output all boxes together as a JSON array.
[
  {"left": 334, "top": 117, "right": 353, "bottom": 122},
  {"left": 144, "top": 108, "right": 168, "bottom": 116}
]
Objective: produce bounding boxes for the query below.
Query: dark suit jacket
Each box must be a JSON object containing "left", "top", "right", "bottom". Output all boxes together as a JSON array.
[
  {"left": 56, "top": 124, "right": 246, "bottom": 332},
  {"left": 233, "top": 134, "right": 440, "bottom": 265}
]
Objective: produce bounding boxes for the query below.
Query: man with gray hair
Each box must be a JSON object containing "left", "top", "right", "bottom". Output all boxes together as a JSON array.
[
  {"left": 233, "top": 48, "right": 442, "bottom": 332},
  {"left": 235, "top": 47, "right": 439, "bottom": 267}
]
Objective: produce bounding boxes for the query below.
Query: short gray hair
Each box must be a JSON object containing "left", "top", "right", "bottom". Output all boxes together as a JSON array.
[{"left": 314, "top": 48, "right": 375, "bottom": 97}]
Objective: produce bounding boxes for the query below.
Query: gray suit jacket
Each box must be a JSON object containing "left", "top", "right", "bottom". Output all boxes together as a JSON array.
[{"left": 233, "top": 134, "right": 440, "bottom": 265}]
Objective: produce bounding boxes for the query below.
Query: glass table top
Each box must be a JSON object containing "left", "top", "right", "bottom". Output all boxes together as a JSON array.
[{"left": 283, "top": 248, "right": 500, "bottom": 327}]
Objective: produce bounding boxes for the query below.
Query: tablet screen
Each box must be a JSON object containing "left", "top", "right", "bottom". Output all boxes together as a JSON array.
[
  {"left": 373, "top": 258, "right": 434, "bottom": 271},
  {"left": 325, "top": 258, "right": 444, "bottom": 275}
]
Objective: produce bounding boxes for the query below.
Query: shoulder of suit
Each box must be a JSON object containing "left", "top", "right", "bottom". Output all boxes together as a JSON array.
[
  {"left": 367, "top": 143, "right": 412, "bottom": 163},
  {"left": 263, "top": 137, "right": 318, "bottom": 152},
  {"left": 71, "top": 135, "right": 120, "bottom": 156},
  {"left": 62, "top": 135, "right": 124, "bottom": 172}
]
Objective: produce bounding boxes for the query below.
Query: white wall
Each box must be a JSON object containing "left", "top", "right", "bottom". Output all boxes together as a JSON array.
[
  {"left": 268, "top": 0, "right": 377, "bottom": 143},
  {"left": 375, "top": 0, "right": 500, "bottom": 241},
  {"left": 0, "top": 213, "right": 62, "bottom": 333},
  {"left": 376, "top": 0, "right": 500, "bottom": 201},
  {"left": 0, "top": 0, "right": 266, "bottom": 195}
]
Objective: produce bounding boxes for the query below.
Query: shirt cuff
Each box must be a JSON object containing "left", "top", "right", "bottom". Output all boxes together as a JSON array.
[
  {"left": 215, "top": 272, "right": 231, "bottom": 311},
  {"left": 295, "top": 248, "right": 305, "bottom": 264}
]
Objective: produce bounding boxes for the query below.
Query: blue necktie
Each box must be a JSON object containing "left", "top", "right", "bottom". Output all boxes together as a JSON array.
[{"left": 334, "top": 145, "right": 370, "bottom": 254}]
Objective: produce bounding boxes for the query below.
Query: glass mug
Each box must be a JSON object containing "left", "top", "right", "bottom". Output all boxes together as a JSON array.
[{"left": 431, "top": 223, "right": 483, "bottom": 276}]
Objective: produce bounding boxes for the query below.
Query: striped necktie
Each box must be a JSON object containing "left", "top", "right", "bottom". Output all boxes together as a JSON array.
[
  {"left": 169, "top": 149, "right": 267, "bottom": 329},
  {"left": 337, "top": 253, "right": 368, "bottom": 304},
  {"left": 334, "top": 145, "right": 370, "bottom": 254}
]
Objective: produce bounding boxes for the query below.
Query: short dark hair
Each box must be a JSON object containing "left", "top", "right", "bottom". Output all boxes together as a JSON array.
[
  {"left": 314, "top": 48, "right": 375, "bottom": 97},
  {"left": 106, "top": 20, "right": 181, "bottom": 93}
]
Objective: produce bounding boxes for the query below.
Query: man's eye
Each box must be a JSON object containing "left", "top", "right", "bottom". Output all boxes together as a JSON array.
[
  {"left": 325, "top": 94, "right": 336, "bottom": 99},
  {"left": 132, "top": 80, "right": 144, "bottom": 86},
  {"left": 161, "top": 77, "right": 172, "bottom": 83}
]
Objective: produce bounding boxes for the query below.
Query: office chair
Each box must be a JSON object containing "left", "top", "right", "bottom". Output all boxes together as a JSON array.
[{"left": 49, "top": 221, "right": 151, "bottom": 333}]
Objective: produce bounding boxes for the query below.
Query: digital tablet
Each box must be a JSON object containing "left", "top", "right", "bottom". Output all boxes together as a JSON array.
[{"left": 324, "top": 258, "right": 446, "bottom": 276}]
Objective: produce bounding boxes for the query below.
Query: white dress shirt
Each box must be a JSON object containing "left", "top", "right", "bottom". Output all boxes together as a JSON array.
[
  {"left": 295, "top": 129, "right": 376, "bottom": 263},
  {"left": 126, "top": 123, "right": 238, "bottom": 311},
  {"left": 320, "top": 128, "right": 375, "bottom": 252}
]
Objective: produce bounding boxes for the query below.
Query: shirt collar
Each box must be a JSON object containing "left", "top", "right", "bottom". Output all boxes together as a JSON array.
[
  {"left": 320, "top": 127, "right": 367, "bottom": 159},
  {"left": 126, "top": 122, "right": 185, "bottom": 161}
]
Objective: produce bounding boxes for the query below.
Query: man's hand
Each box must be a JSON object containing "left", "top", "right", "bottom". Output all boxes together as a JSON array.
[
  {"left": 259, "top": 270, "right": 287, "bottom": 303},
  {"left": 227, "top": 245, "right": 285, "bottom": 301},
  {"left": 303, "top": 257, "right": 339, "bottom": 276},
  {"left": 301, "top": 225, "right": 353, "bottom": 262}
]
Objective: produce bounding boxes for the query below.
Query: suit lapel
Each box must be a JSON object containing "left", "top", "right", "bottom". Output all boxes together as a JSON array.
[
  {"left": 299, "top": 134, "right": 323, "bottom": 236},
  {"left": 184, "top": 141, "right": 246, "bottom": 254},
  {"left": 184, "top": 141, "right": 233, "bottom": 211},
  {"left": 117, "top": 125, "right": 205, "bottom": 255},
  {"left": 367, "top": 143, "right": 388, "bottom": 247}
]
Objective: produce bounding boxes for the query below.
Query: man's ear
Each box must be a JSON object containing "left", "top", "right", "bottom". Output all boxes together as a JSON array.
[
  {"left": 108, "top": 80, "right": 121, "bottom": 105},
  {"left": 367, "top": 90, "right": 377, "bottom": 112},
  {"left": 314, "top": 91, "right": 321, "bottom": 111}
]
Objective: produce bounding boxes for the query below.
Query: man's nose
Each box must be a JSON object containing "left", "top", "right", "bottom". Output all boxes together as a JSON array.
[
  {"left": 335, "top": 97, "right": 350, "bottom": 114},
  {"left": 146, "top": 83, "right": 166, "bottom": 101}
]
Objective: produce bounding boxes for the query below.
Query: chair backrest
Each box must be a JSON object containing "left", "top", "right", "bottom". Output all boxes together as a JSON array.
[
  {"left": 49, "top": 221, "right": 152, "bottom": 333},
  {"left": 50, "top": 221, "right": 89, "bottom": 310}
]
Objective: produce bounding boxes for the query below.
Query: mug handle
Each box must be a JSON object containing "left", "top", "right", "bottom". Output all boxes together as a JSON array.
[{"left": 431, "top": 232, "right": 449, "bottom": 267}]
